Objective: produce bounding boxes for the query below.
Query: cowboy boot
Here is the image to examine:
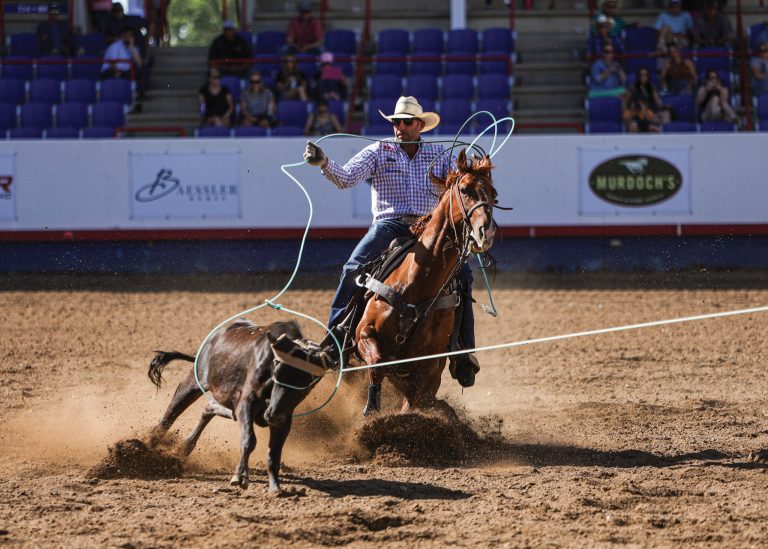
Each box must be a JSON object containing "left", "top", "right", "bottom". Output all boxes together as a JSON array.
[{"left": 449, "top": 353, "right": 480, "bottom": 388}]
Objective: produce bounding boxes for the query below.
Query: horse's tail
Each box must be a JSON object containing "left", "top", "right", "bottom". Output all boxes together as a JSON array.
[{"left": 148, "top": 351, "right": 195, "bottom": 389}]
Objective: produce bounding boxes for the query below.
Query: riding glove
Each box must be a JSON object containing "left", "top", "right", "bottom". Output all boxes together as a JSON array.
[{"left": 304, "top": 141, "right": 327, "bottom": 167}]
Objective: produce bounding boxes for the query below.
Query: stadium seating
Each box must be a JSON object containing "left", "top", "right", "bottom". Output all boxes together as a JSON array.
[
  {"left": 442, "top": 74, "right": 474, "bottom": 100},
  {"left": 444, "top": 58, "right": 477, "bottom": 76},
  {"left": 413, "top": 28, "right": 444, "bottom": 55},
  {"left": 436, "top": 123, "right": 474, "bottom": 136},
  {"left": 587, "top": 121, "right": 623, "bottom": 133},
  {"left": 271, "top": 126, "right": 304, "bottom": 136},
  {"left": 91, "top": 102, "right": 126, "bottom": 128},
  {"left": 482, "top": 28, "right": 515, "bottom": 55},
  {"left": 81, "top": 127, "right": 115, "bottom": 138},
  {"left": 373, "top": 57, "right": 407, "bottom": 77},
  {"left": 663, "top": 94, "right": 695, "bottom": 123},
  {"left": 64, "top": 79, "right": 98, "bottom": 103},
  {"left": 36, "top": 56, "right": 69, "bottom": 80},
  {"left": 75, "top": 33, "right": 106, "bottom": 55},
  {"left": 699, "top": 121, "right": 736, "bottom": 132},
  {"left": 406, "top": 74, "right": 439, "bottom": 102},
  {"left": 9, "top": 33, "right": 40, "bottom": 57},
  {"left": 276, "top": 100, "right": 308, "bottom": 128},
  {"left": 369, "top": 75, "right": 403, "bottom": 100},
  {"left": 20, "top": 102, "right": 53, "bottom": 129},
  {"left": 477, "top": 74, "right": 511, "bottom": 100},
  {"left": 586, "top": 97, "right": 622, "bottom": 124},
  {"left": 0, "top": 79, "right": 26, "bottom": 104},
  {"left": 623, "top": 27, "right": 657, "bottom": 52},
  {"left": 377, "top": 29, "right": 409, "bottom": 55},
  {"left": 45, "top": 127, "right": 80, "bottom": 139},
  {"left": 475, "top": 99, "right": 512, "bottom": 131},
  {"left": 56, "top": 102, "right": 89, "bottom": 128},
  {"left": 0, "top": 103, "right": 17, "bottom": 131},
  {"left": 100, "top": 79, "right": 133, "bottom": 105},
  {"left": 28, "top": 79, "right": 62, "bottom": 104},
  {"left": 2, "top": 57, "right": 34, "bottom": 80},
  {"left": 447, "top": 29, "right": 479, "bottom": 55},
  {"left": 411, "top": 56, "right": 442, "bottom": 77},
  {"left": 219, "top": 76, "right": 242, "bottom": 104},
  {"left": 326, "top": 99, "right": 346, "bottom": 123},
  {"left": 196, "top": 126, "right": 231, "bottom": 138},
  {"left": 756, "top": 93, "right": 768, "bottom": 120},
  {"left": 70, "top": 56, "right": 102, "bottom": 80},
  {"left": 8, "top": 127, "right": 43, "bottom": 139},
  {"left": 366, "top": 99, "right": 393, "bottom": 126},
  {"left": 662, "top": 122, "right": 697, "bottom": 132},
  {"left": 325, "top": 30, "right": 357, "bottom": 56},
  {"left": 233, "top": 126, "right": 268, "bottom": 137},
  {"left": 255, "top": 31, "right": 286, "bottom": 54},
  {"left": 695, "top": 47, "right": 732, "bottom": 75},
  {"left": 439, "top": 99, "right": 473, "bottom": 125}
]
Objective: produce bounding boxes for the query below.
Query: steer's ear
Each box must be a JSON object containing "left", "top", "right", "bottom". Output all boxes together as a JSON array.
[{"left": 430, "top": 170, "right": 448, "bottom": 193}]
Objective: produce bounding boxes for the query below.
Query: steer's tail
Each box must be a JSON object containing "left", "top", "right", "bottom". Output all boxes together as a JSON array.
[{"left": 148, "top": 351, "right": 195, "bottom": 389}]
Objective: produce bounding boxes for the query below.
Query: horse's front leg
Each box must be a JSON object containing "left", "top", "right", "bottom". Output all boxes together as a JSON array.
[
  {"left": 267, "top": 417, "right": 292, "bottom": 493},
  {"left": 230, "top": 398, "right": 256, "bottom": 489},
  {"left": 358, "top": 334, "right": 385, "bottom": 416},
  {"left": 400, "top": 359, "right": 443, "bottom": 413}
]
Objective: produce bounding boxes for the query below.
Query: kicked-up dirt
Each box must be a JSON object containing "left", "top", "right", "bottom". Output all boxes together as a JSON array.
[{"left": 1, "top": 272, "right": 768, "bottom": 547}]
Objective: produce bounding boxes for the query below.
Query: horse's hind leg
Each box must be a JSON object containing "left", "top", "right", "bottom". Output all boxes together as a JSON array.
[
  {"left": 230, "top": 399, "right": 256, "bottom": 490},
  {"left": 178, "top": 401, "right": 234, "bottom": 460},
  {"left": 148, "top": 368, "right": 202, "bottom": 447}
]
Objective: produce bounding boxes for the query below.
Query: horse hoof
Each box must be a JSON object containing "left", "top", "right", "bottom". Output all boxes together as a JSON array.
[
  {"left": 229, "top": 474, "right": 240, "bottom": 486},
  {"left": 363, "top": 384, "right": 381, "bottom": 416},
  {"left": 229, "top": 474, "right": 249, "bottom": 489}
]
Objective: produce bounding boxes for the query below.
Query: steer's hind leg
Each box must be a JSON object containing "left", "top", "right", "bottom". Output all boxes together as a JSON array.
[
  {"left": 148, "top": 368, "right": 202, "bottom": 447},
  {"left": 178, "top": 401, "right": 234, "bottom": 460},
  {"left": 749, "top": 449, "right": 768, "bottom": 463},
  {"left": 230, "top": 400, "right": 256, "bottom": 489},
  {"left": 267, "top": 418, "right": 293, "bottom": 493}
]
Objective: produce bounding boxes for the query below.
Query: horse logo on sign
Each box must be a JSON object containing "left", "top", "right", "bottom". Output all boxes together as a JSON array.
[{"left": 134, "top": 169, "right": 180, "bottom": 202}]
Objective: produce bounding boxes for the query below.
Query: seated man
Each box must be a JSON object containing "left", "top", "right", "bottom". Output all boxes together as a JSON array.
[
  {"left": 285, "top": 1, "right": 323, "bottom": 55},
  {"left": 299, "top": 96, "right": 481, "bottom": 388},
  {"left": 208, "top": 20, "right": 253, "bottom": 77},
  {"left": 101, "top": 26, "right": 142, "bottom": 80},
  {"left": 692, "top": 1, "right": 733, "bottom": 48},
  {"left": 588, "top": 44, "right": 626, "bottom": 98},
  {"left": 654, "top": 0, "right": 693, "bottom": 51},
  {"left": 37, "top": 2, "right": 73, "bottom": 56}
]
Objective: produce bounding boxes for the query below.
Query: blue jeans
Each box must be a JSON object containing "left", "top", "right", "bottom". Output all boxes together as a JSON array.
[{"left": 328, "top": 219, "right": 475, "bottom": 350}]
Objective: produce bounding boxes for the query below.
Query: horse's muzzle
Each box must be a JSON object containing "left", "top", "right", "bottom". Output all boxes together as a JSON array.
[{"left": 470, "top": 222, "right": 496, "bottom": 253}]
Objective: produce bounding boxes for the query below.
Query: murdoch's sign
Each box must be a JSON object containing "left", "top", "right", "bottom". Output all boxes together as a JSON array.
[{"left": 589, "top": 155, "right": 682, "bottom": 207}]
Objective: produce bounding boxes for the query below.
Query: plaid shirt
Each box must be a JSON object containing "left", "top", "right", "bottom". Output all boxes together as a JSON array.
[{"left": 321, "top": 138, "right": 454, "bottom": 222}]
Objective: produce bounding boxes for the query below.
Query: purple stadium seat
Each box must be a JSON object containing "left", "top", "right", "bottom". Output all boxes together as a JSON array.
[
  {"left": 36, "top": 56, "right": 69, "bottom": 80},
  {"left": 419, "top": 99, "right": 436, "bottom": 114},
  {"left": 413, "top": 28, "right": 444, "bottom": 54},
  {"left": 20, "top": 102, "right": 53, "bottom": 128},
  {"left": 479, "top": 55, "right": 511, "bottom": 75},
  {"left": 756, "top": 93, "right": 768, "bottom": 120},
  {"left": 482, "top": 28, "right": 515, "bottom": 54},
  {"left": 363, "top": 124, "right": 393, "bottom": 135},
  {"left": 70, "top": 56, "right": 102, "bottom": 80},
  {"left": 91, "top": 102, "right": 125, "bottom": 127},
  {"left": 477, "top": 74, "right": 511, "bottom": 100},
  {"left": 99, "top": 78, "right": 133, "bottom": 104},
  {"left": 255, "top": 31, "right": 286, "bottom": 55},
  {"left": 56, "top": 102, "right": 89, "bottom": 128},
  {"left": 410, "top": 56, "right": 442, "bottom": 77},
  {"left": 75, "top": 33, "right": 106, "bottom": 55},
  {"left": 45, "top": 127, "right": 80, "bottom": 139},
  {"left": 65, "top": 79, "right": 97, "bottom": 103},
  {"left": 9, "top": 33, "right": 40, "bottom": 57},
  {"left": 0, "top": 79, "right": 26, "bottom": 104},
  {"left": 695, "top": 47, "right": 732, "bottom": 75},
  {"left": 447, "top": 29, "right": 479, "bottom": 55},
  {"left": 237, "top": 31, "right": 255, "bottom": 50},
  {"left": 271, "top": 126, "right": 304, "bottom": 136},
  {"left": 623, "top": 27, "right": 658, "bottom": 52},
  {"left": 625, "top": 56, "right": 657, "bottom": 80},
  {"left": 758, "top": 119, "right": 768, "bottom": 131},
  {"left": 697, "top": 70, "right": 732, "bottom": 90},
  {"left": 749, "top": 22, "right": 768, "bottom": 52},
  {"left": 664, "top": 94, "right": 695, "bottom": 123},
  {"left": 233, "top": 125, "right": 268, "bottom": 137},
  {"left": 406, "top": 74, "right": 439, "bottom": 101},
  {"left": 8, "top": 127, "right": 43, "bottom": 139},
  {"left": 442, "top": 74, "right": 474, "bottom": 100},
  {"left": 374, "top": 57, "right": 407, "bottom": 77},
  {"left": 435, "top": 123, "right": 474, "bottom": 136},
  {"left": 324, "top": 30, "right": 357, "bottom": 56},
  {"left": 251, "top": 54, "right": 281, "bottom": 81},
  {"left": 81, "top": 126, "right": 114, "bottom": 138},
  {"left": 0, "top": 103, "right": 18, "bottom": 131},
  {"left": 588, "top": 121, "right": 623, "bottom": 133},
  {"left": 378, "top": 29, "right": 409, "bottom": 55},
  {"left": 440, "top": 99, "right": 472, "bottom": 125},
  {"left": 662, "top": 122, "right": 697, "bottom": 132},
  {"left": 366, "top": 99, "right": 393, "bottom": 126},
  {"left": 444, "top": 58, "right": 477, "bottom": 76},
  {"left": 322, "top": 99, "right": 346, "bottom": 123},
  {"left": 2, "top": 57, "right": 34, "bottom": 80},
  {"left": 475, "top": 99, "right": 512, "bottom": 131},
  {"left": 276, "top": 100, "right": 308, "bottom": 128},
  {"left": 699, "top": 121, "right": 736, "bottom": 132},
  {"left": 586, "top": 97, "right": 622, "bottom": 124},
  {"left": 294, "top": 53, "right": 317, "bottom": 82},
  {"left": 28, "top": 79, "right": 62, "bottom": 104},
  {"left": 369, "top": 75, "right": 403, "bottom": 100},
  {"left": 219, "top": 76, "right": 242, "bottom": 104},
  {"left": 196, "top": 126, "right": 231, "bottom": 138}
]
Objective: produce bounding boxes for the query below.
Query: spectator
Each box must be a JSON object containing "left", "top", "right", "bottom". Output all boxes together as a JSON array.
[
  {"left": 660, "top": 44, "right": 697, "bottom": 94},
  {"left": 208, "top": 20, "right": 253, "bottom": 77},
  {"left": 692, "top": 1, "right": 733, "bottom": 48},
  {"left": 275, "top": 54, "right": 309, "bottom": 102},
  {"left": 304, "top": 99, "right": 341, "bottom": 135},
  {"left": 751, "top": 42, "right": 768, "bottom": 96},
  {"left": 101, "top": 26, "right": 142, "bottom": 79},
  {"left": 105, "top": 2, "right": 127, "bottom": 43},
  {"left": 696, "top": 69, "right": 738, "bottom": 124},
  {"left": 89, "top": 0, "right": 112, "bottom": 34},
  {"left": 654, "top": 0, "right": 693, "bottom": 52},
  {"left": 588, "top": 44, "right": 626, "bottom": 98},
  {"left": 285, "top": 0, "right": 323, "bottom": 55},
  {"left": 624, "top": 68, "right": 668, "bottom": 132},
  {"left": 240, "top": 71, "right": 276, "bottom": 128},
  {"left": 314, "top": 51, "right": 348, "bottom": 101},
  {"left": 592, "top": 0, "right": 626, "bottom": 38},
  {"left": 304, "top": 100, "right": 342, "bottom": 136},
  {"left": 751, "top": 17, "right": 768, "bottom": 51},
  {"left": 198, "top": 68, "right": 233, "bottom": 127},
  {"left": 588, "top": 14, "right": 624, "bottom": 58},
  {"left": 37, "top": 2, "right": 73, "bottom": 56}
]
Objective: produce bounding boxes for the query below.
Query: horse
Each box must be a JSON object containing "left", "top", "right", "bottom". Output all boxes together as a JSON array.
[
  {"left": 353, "top": 149, "right": 497, "bottom": 415},
  {"left": 145, "top": 320, "right": 330, "bottom": 492}
]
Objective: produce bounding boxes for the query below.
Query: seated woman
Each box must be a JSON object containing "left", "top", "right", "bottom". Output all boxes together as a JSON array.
[
  {"left": 624, "top": 67, "right": 666, "bottom": 132},
  {"left": 275, "top": 54, "right": 309, "bottom": 102},
  {"left": 240, "top": 71, "right": 276, "bottom": 128},
  {"left": 198, "top": 68, "right": 233, "bottom": 127},
  {"left": 695, "top": 69, "right": 739, "bottom": 124},
  {"left": 314, "top": 52, "right": 348, "bottom": 101},
  {"left": 660, "top": 44, "right": 696, "bottom": 94},
  {"left": 304, "top": 100, "right": 342, "bottom": 136}
]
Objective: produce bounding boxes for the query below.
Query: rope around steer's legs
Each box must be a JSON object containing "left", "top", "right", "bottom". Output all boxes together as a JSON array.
[{"left": 191, "top": 116, "right": 515, "bottom": 416}]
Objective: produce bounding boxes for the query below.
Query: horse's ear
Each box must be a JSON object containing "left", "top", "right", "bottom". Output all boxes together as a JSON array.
[
  {"left": 430, "top": 170, "right": 447, "bottom": 192},
  {"left": 457, "top": 149, "right": 467, "bottom": 172}
]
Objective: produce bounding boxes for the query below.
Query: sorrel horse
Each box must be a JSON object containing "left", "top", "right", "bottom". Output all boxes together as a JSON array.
[
  {"left": 354, "top": 149, "right": 497, "bottom": 415},
  {"left": 145, "top": 320, "right": 330, "bottom": 492}
]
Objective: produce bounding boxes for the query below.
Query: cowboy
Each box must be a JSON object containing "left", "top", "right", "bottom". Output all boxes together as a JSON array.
[{"left": 300, "top": 96, "right": 481, "bottom": 388}]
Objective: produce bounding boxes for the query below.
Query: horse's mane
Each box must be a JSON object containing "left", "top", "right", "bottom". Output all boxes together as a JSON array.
[{"left": 411, "top": 155, "right": 495, "bottom": 239}]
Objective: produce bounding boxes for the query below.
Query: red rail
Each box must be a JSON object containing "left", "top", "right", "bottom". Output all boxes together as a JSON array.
[
  {"left": 515, "top": 122, "right": 585, "bottom": 133},
  {"left": 345, "top": 0, "right": 371, "bottom": 133},
  {"left": 115, "top": 126, "right": 188, "bottom": 138}
]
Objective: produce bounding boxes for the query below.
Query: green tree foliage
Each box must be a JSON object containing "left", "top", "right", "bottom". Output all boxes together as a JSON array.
[{"left": 167, "top": 0, "right": 222, "bottom": 46}]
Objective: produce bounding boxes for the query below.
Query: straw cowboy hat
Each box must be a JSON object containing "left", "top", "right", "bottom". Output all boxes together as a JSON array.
[{"left": 379, "top": 96, "right": 440, "bottom": 133}]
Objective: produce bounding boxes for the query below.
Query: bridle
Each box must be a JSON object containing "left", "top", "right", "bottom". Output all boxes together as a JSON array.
[{"left": 448, "top": 172, "right": 496, "bottom": 256}]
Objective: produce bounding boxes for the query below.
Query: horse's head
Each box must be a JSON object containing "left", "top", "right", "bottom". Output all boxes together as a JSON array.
[{"left": 430, "top": 149, "right": 497, "bottom": 253}]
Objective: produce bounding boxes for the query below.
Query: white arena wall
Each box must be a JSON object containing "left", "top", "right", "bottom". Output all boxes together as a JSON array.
[{"left": 0, "top": 133, "right": 767, "bottom": 240}]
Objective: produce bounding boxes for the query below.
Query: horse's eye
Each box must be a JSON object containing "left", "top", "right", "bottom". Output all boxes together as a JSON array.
[
  {"left": 494, "top": 198, "right": 499, "bottom": 205},
  {"left": 459, "top": 186, "right": 469, "bottom": 195}
]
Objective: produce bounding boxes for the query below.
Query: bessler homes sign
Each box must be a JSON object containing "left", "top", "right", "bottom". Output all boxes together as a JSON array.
[{"left": 579, "top": 147, "right": 691, "bottom": 216}]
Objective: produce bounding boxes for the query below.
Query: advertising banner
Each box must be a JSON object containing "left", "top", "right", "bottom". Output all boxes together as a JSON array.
[
  {"left": 579, "top": 147, "right": 692, "bottom": 216},
  {"left": 130, "top": 151, "right": 241, "bottom": 220},
  {"left": 0, "top": 154, "right": 16, "bottom": 221}
]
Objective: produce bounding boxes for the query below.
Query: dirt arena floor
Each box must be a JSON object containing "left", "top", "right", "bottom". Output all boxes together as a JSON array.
[{"left": 2, "top": 272, "right": 768, "bottom": 547}]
